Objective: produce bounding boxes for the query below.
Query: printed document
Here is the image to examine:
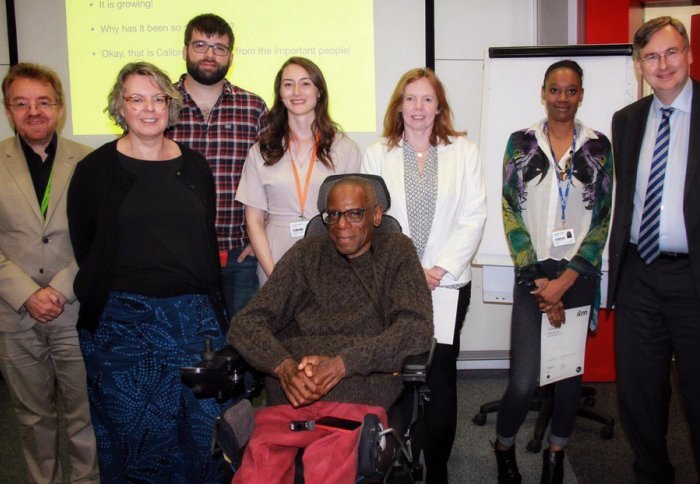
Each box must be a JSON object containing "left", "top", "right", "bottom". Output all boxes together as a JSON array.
[{"left": 539, "top": 305, "right": 591, "bottom": 385}]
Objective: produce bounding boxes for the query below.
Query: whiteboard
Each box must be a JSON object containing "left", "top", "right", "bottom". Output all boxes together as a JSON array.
[{"left": 475, "top": 45, "right": 638, "bottom": 267}]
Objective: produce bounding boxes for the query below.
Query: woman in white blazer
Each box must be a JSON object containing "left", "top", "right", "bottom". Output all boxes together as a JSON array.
[{"left": 362, "top": 67, "right": 486, "bottom": 484}]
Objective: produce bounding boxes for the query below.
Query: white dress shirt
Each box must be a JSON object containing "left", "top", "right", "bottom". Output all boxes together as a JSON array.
[{"left": 630, "top": 79, "right": 692, "bottom": 253}]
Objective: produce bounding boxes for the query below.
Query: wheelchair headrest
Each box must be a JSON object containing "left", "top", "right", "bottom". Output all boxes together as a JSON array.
[{"left": 316, "top": 173, "right": 391, "bottom": 213}]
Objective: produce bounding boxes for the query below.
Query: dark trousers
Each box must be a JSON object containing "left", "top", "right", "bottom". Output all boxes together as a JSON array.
[
  {"left": 496, "top": 259, "right": 595, "bottom": 447},
  {"left": 615, "top": 248, "right": 700, "bottom": 484},
  {"left": 221, "top": 247, "right": 259, "bottom": 318},
  {"left": 404, "top": 283, "right": 470, "bottom": 484}
]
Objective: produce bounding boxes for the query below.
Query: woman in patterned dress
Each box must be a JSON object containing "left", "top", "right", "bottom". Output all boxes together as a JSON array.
[
  {"left": 493, "top": 60, "right": 613, "bottom": 484},
  {"left": 362, "top": 67, "right": 487, "bottom": 484},
  {"left": 67, "top": 62, "right": 226, "bottom": 483}
]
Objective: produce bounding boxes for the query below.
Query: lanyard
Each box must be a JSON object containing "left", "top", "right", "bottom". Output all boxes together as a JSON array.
[
  {"left": 40, "top": 167, "right": 54, "bottom": 219},
  {"left": 290, "top": 136, "right": 318, "bottom": 219},
  {"left": 545, "top": 123, "right": 576, "bottom": 225}
]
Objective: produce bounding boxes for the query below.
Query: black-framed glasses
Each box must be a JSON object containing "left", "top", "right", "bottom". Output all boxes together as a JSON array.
[
  {"left": 123, "top": 95, "right": 171, "bottom": 112},
  {"left": 639, "top": 47, "right": 688, "bottom": 67},
  {"left": 322, "top": 207, "right": 369, "bottom": 225},
  {"left": 7, "top": 99, "right": 60, "bottom": 112},
  {"left": 189, "top": 40, "right": 231, "bottom": 56}
]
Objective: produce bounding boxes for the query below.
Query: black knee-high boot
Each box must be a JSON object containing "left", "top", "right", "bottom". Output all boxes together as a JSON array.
[
  {"left": 540, "top": 448, "right": 565, "bottom": 484},
  {"left": 493, "top": 443, "right": 522, "bottom": 484}
]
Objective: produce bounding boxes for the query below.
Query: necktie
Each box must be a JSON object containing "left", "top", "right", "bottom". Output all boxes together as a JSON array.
[{"left": 638, "top": 107, "right": 674, "bottom": 264}]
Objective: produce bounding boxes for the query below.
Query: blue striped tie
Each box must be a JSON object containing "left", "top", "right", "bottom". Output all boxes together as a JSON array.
[{"left": 638, "top": 107, "right": 674, "bottom": 264}]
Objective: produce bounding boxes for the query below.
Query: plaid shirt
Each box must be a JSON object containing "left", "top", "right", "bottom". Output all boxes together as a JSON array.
[{"left": 167, "top": 74, "right": 268, "bottom": 250}]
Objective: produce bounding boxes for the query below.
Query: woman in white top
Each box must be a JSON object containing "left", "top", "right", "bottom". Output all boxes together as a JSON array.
[
  {"left": 362, "top": 67, "right": 487, "bottom": 484},
  {"left": 236, "top": 57, "right": 361, "bottom": 284},
  {"left": 494, "top": 60, "right": 612, "bottom": 484}
]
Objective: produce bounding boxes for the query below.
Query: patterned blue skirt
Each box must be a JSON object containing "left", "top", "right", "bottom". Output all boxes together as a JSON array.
[{"left": 79, "top": 292, "right": 225, "bottom": 483}]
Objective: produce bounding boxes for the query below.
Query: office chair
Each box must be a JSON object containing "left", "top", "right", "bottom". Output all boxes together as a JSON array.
[{"left": 472, "top": 380, "right": 615, "bottom": 453}]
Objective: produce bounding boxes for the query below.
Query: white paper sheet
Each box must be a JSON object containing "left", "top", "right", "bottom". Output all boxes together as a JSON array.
[
  {"left": 432, "top": 287, "right": 460, "bottom": 345},
  {"left": 539, "top": 305, "right": 591, "bottom": 385}
]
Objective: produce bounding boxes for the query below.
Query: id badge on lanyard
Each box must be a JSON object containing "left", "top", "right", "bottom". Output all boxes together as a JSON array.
[
  {"left": 290, "top": 138, "right": 318, "bottom": 238},
  {"left": 547, "top": 124, "right": 577, "bottom": 247}
]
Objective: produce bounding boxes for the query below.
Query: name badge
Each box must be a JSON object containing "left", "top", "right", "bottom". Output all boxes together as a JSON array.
[
  {"left": 290, "top": 220, "right": 309, "bottom": 238},
  {"left": 552, "top": 228, "right": 576, "bottom": 247}
]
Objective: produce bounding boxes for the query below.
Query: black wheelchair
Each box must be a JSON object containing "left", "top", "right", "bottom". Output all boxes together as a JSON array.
[
  {"left": 181, "top": 338, "right": 435, "bottom": 483},
  {"left": 181, "top": 174, "right": 435, "bottom": 482}
]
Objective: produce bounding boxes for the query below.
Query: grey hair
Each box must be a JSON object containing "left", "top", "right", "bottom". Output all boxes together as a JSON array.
[
  {"left": 633, "top": 16, "right": 689, "bottom": 59},
  {"left": 328, "top": 175, "right": 379, "bottom": 208},
  {"left": 105, "top": 61, "right": 182, "bottom": 131}
]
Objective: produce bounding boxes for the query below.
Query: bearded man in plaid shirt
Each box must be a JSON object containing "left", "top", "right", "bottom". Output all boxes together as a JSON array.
[{"left": 168, "top": 13, "right": 268, "bottom": 318}]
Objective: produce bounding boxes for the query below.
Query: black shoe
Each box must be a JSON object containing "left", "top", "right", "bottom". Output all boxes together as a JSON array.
[
  {"left": 493, "top": 442, "right": 522, "bottom": 484},
  {"left": 540, "top": 448, "right": 565, "bottom": 484}
]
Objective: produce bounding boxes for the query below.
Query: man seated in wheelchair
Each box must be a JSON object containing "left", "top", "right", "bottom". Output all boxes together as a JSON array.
[{"left": 227, "top": 175, "right": 433, "bottom": 483}]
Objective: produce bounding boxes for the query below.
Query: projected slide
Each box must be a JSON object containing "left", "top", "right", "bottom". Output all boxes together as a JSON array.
[{"left": 65, "top": 0, "right": 375, "bottom": 135}]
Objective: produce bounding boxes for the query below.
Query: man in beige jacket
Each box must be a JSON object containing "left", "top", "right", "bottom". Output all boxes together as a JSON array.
[{"left": 0, "top": 63, "right": 98, "bottom": 483}]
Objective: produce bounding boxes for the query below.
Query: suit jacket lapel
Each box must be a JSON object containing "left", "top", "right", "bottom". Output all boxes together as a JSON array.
[
  {"left": 627, "top": 97, "right": 653, "bottom": 185},
  {"left": 3, "top": 136, "right": 44, "bottom": 223},
  {"left": 45, "top": 138, "right": 75, "bottom": 224},
  {"left": 684, "top": 80, "right": 700, "bottom": 200}
]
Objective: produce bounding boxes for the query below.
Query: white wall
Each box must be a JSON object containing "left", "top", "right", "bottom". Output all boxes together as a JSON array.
[{"left": 434, "top": 0, "right": 538, "bottom": 367}]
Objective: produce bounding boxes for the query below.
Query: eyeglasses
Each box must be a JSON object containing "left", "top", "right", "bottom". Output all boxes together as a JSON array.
[
  {"left": 189, "top": 40, "right": 231, "bottom": 56},
  {"left": 639, "top": 47, "right": 688, "bottom": 67},
  {"left": 7, "top": 100, "right": 60, "bottom": 112},
  {"left": 123, "top": 95, "right": 171, "bottom": 111},
  {"left": 322, "top": 208, "right": 369, "bottom": 225}
]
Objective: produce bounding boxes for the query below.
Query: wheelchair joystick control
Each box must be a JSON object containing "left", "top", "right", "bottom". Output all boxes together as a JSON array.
[
  {"left": 202, "top": 338, "right": 215, "bottom": 363},
  {"left": 181, "top": 343, "right": 265, "bottom": 403}
]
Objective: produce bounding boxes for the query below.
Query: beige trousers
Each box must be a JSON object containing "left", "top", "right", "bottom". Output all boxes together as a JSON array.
[{"left": 0, "top": 302, "right": 99, "bottom": 484}]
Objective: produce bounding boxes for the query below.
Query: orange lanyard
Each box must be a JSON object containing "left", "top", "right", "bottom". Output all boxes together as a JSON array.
[{"left": 290, "top": 138, "right": 318, "bottom": 218}]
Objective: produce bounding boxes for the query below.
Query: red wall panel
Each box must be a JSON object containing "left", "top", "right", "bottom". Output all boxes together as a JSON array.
[
  {"left": 585, "top": 0, "right": 643, "bottom": 44},
  {"left": 692, "top": 14, "right": 700, "bottom": 81}
]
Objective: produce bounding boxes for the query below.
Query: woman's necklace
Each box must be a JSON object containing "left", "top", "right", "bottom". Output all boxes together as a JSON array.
[{"left": 406, "top": 138, "right": 431, "bottom": 158}]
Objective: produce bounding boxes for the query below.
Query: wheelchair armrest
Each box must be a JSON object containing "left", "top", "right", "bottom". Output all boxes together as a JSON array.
[{"left": 401, "top": 337, "right": 437, "bottom": 383}]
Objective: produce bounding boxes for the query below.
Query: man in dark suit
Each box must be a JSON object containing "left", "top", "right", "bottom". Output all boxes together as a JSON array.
[
  {"left": 1, "top": 63, "right": 98, "bottom": 482},
  {"left": 608, "top": 16, "right": 700, "bottom": 483}
]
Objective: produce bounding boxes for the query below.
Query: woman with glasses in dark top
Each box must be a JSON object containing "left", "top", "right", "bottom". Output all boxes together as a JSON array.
[{"left": 67, "top": 62, "right": 225, "bottom": 483}]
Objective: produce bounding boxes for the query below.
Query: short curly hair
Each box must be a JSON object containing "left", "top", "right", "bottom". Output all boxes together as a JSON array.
[{"left": 105, "top": 62, "right": 182, "bottom": 131}]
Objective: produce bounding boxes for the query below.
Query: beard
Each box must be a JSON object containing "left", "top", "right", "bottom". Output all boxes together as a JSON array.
[{"left": 186, "top": 57, "right": 230, "bottom": 86}]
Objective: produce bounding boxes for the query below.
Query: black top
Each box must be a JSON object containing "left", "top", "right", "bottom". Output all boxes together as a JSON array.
[
  {"left": 67, "top": 140, "right": 222, "bottom": 331},
  {"left": 113, "top": 153, "right": 216, "bottom": 296},
  {"left": 20, "top": 133, "right": 57, "bottom": 208}
]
